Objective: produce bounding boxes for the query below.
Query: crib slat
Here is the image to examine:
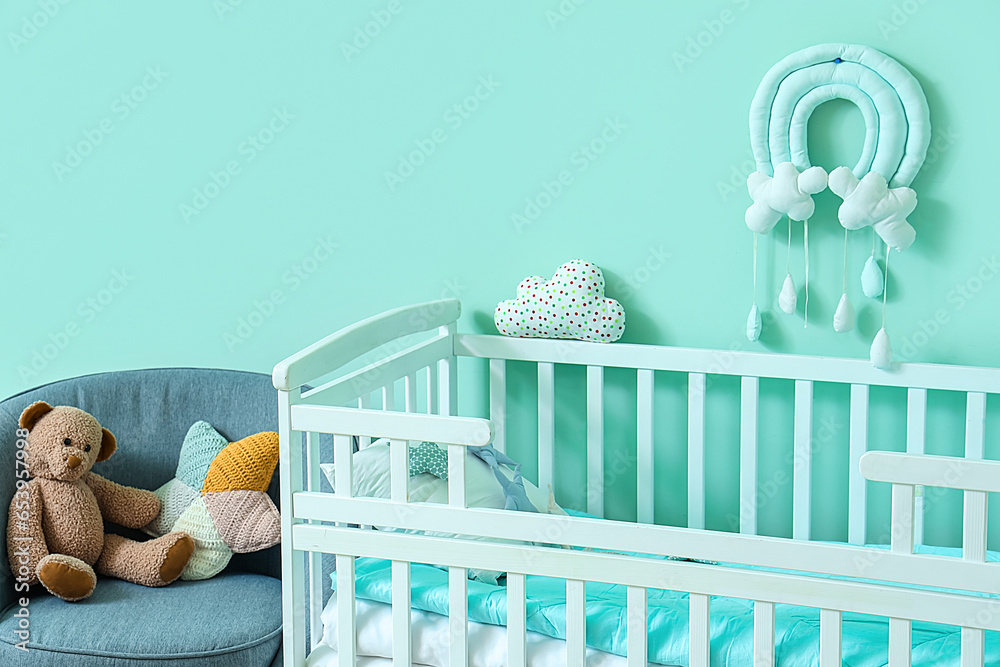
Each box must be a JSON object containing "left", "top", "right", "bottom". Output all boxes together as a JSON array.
[
  {"left": 753, "top": 600, "right": 774, "bottom": 667},
  {"left": 793, "top": 380, "right": 813, "bottom": 540},
  {"left": 688, "top": 373, "right": 706, "bottom": 529},
  {"left": 448, "top": 444, "right": 467, "bottom": 508},
  {"left": 889, "top": 618, "right": 912, "bottom": 667},
  {"left": 637, "top": 369, "right": 655, "bottom": 524},
  {"left": 689, "top": 592, "right": 710, "bottom": 667},
  {"left": 538, "top": 362, "right": 555, "bottom": 491},
  {"left": 450, "top": 567, "right": 469, "bottom": 667},
  {"left": 962, "top": 398, "right": 988, "bottom": 667},
  {"left": 587, "top": 365, "right": 605, "bottom": 517},
  {"left": 336, "top": 554, "right": 356, "bottom": 667},
  {"left": 891, "top": 484, "right": 915, "bottom": 554},
  {"left": 961, "top": 627, "right": 985, "bottom": 667},
  {"left": 849, "top": 384, "right": 869, "bottom": 544},
  {"left": 819, "top": 609, "right": 842, "bottom": 667},
  {"left": 389, "top": 439, "right": 408, "bottom": 503},
  {"left": 405, "top": 372, "right": 418, "bottom": 413},
  {"left": 741, "top": 377, "right": 760, "bottom": 535},
  {"left": 966, "top": 392, "right": 986, "bottom": 459},
  {"left": 907, "top": 388, "right": 927, "bottom": 545},
  {"left": 441, "top": 323, "right": 458, "bottom": 416},
  {"left": 392, "top": 560, "right": 411, "bottom": 666},
  {"left": 566, "top": 579, "right": 587, "bottom": 667},
  {"left": 507, "top": 573, "right": 527, "bottom": 667},
  {"left": 359, "top": 393, "right": 373, "bottom": 448},
  {"left": 490, "top": 358, "right": 506, "bottom": 453},
  {"left": 334, "top": 434, "right": 353, "bottom": 502},
  {"left": 427, "top": 364, "right": 439, "bottom": 415},
  {"left": 382, "top": 382, "right": 395, "bottom": 412},
  {"left": 305, "top": 433, "right": 324, "bottom": 649},
  {"left": 627, "top": 586, "right": 648, "bottom": 667}
]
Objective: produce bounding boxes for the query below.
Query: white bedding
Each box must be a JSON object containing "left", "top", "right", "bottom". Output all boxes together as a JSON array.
[{"left": 306, "top": 593, "right": 667, "bottom": 667}]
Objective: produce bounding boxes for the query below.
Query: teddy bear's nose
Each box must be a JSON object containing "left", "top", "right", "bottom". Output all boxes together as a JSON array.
[{"left": 66, "top": 456, "right": 82, "bottom": 469}]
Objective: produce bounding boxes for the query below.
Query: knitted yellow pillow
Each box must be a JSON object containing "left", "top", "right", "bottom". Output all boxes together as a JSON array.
[{"left": 143, "top": 422, "right": 281, "bottom": 580}]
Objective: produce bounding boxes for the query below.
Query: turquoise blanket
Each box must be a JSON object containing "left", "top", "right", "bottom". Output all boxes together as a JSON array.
[{"left": 333, "top": 544, "right": 1000, "bottom": 666}]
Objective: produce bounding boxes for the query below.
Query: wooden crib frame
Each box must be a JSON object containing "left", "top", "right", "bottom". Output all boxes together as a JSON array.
[{"left": 274, "top": 299, "right": 1000, "bottom": 667}]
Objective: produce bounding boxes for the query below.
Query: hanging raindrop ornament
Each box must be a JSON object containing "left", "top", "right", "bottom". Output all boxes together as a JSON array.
[
  {"left": 744, "top": 43, "right": 930, "bottom": 368},
  {"left": 861, "top": 234, "right": 885, "bottom": 298},
  {"left": 778, "top": 274, "right": 797, "bottom": 314}
]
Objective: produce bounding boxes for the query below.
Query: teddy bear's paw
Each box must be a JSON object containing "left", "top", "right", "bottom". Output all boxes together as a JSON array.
[
  {"left": 36, "top": 554, "right": 97, "bottom": 602},
  {"left": 158, "top": 532, "right": 195, "bottom": 584}
]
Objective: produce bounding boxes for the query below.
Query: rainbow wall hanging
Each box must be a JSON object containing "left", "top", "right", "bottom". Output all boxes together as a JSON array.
[{"left": 744, "top": 43, "right": 930, "bottom": 369}]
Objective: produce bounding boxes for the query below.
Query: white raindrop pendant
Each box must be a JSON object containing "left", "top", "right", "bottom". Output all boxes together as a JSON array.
[
  {"left": 861, "top": 256, "right": 884, "bottom": 298},
  {"left": 746, "top": 305, "right": 762, "bottom": 342},
  {"left": 833, "top": 293, "right": 855, "bottom": 333},
  {"left": 870, "top": 327, "right": 892, "bottom": 369},
  {"left": 778, "top": 274, "right": 797, "bottom": 314}
]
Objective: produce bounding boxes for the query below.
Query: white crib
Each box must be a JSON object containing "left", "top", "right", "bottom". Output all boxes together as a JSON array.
[{"left": 273, "top": 299, "right": 1000, "bottom": 667}]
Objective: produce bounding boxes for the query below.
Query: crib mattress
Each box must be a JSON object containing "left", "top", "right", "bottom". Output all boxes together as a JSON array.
[
  {"left": 328, "top": 544, "right": 1000, "bottom": 666},
  {"left": 308, "top": 593, "right": 664, "bottom": 667}
]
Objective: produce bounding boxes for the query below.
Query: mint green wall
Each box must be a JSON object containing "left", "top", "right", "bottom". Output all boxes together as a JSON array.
[{"left": 3, "top": 2, "right": 998, "bottom": 541}]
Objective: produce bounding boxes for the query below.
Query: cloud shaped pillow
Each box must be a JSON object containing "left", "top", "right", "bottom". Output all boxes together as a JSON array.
[{"left": 494, "top": 259, "right": 625, "bottom": 343}]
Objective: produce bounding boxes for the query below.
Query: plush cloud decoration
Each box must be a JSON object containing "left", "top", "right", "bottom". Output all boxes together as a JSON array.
[
  {"left": 828, "top": 166, "right": 917, "bottom": 251},
  {"left": 495, "top": 259, "right": 625, "bottom": 343},
  {"left": 745, "top": 162, "right": 828, "bottom": 233}
]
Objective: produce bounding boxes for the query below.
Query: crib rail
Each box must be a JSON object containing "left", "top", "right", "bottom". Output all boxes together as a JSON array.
[{"left": 273, "top": 298, "right": 460, "bottom": 391}]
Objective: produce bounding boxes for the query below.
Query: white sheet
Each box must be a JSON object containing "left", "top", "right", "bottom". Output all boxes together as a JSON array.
[{"left": 306, "top": 593, "right": 668, "bottom": 667}]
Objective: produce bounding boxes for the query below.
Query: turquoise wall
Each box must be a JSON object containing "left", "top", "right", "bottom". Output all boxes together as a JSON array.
[{"left": 3, "top": 2, "right": 998, "bottom": 541}]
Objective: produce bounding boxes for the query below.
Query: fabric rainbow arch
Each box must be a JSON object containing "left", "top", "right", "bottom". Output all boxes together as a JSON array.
[
  {"left": 743, "top": 44, "right": 931, "bottom": 369},
  {"left": 749, "top": 43, "right": 930, "bottom": 189}
]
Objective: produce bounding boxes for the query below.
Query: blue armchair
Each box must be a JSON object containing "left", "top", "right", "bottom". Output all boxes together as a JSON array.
[{"left": 0, "top": 368, "right": 283, "bottom": 667}]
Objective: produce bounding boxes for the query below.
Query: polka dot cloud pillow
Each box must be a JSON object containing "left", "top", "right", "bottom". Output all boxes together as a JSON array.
[{"left": 494, "top": 259, "right": 625, "bottom": 343}]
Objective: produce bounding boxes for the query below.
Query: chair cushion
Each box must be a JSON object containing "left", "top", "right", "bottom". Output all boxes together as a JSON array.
[{"left": 0, "top": 572, "right": 281, "bottom": 666}]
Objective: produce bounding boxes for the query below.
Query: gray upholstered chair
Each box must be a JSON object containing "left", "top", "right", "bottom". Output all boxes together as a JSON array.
[{"left": 0, "top": 368, "right": 283, "bottom": 667}]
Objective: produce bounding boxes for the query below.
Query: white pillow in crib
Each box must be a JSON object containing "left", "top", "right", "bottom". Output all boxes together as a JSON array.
[{"left": 319, "top": 439, "right": 565, "bottom": 584}]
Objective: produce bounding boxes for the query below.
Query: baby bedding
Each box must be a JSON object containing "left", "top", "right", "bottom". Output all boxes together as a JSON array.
[{"left": 328, "top": 545, "right": 1000, "bottom": 666}]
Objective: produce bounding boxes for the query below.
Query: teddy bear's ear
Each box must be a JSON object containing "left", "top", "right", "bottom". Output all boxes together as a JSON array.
[
  {"left": 19, "top": 401, "right": 54, "bottom": 431},
  {"left": 96, "top": 428, "right": 117, "bottom": 462}
]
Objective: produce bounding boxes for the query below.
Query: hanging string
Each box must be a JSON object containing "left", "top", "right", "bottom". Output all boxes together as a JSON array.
[
  {"left": 803, "top": 218, "right": 810, "bottom": 328},
  {"left": 881, "top": 244, "right": 891, "bottom": 328},
  {"left": 752, "top": 232, "right": 758, "bottom": 305},
  {"left": 872, "top": 227, "right": 877, "bottom": 256},
  {"left": 786, "top": 217, "right": 792, "bottom": 274},
  {"left": 842, "top": 228, "right": 849, "bottom": 293}
]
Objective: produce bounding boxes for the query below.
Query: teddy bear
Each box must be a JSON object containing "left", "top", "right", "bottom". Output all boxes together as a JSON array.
[{"left": 7, "top": 401, "right": 195, "bottom": 601}]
